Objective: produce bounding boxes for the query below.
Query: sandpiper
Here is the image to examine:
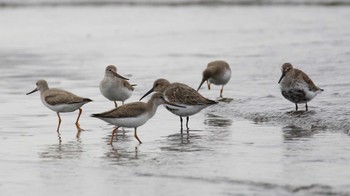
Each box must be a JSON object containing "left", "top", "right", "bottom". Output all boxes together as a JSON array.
[
  {"left": 99, "top": 65, "right": 134, "bottom": 108},
  {"left": 278, "top": 63, "right": 323, "bottom": 111},
  {"left": 197, "top": 60, "right": 231, "bottom": 98},
  {"left": 140, "top": 78, "right": 217, "bottom": 132},
  {"left": 26, "top": 80, "right": 92, "bottom": 136},
  {"left": 91, "top": 92, "right": 184, "bottom": 145}
]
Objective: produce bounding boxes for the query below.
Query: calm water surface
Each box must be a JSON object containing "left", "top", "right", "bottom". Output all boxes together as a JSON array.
[{"left": 1, "top": 4, "right": 350, "bottom": 196}]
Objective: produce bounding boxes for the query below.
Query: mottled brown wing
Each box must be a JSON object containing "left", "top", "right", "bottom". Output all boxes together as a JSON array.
[
  {"left": 294, "top": 69, "right": 320, "bottom": 91},
  {"left": 96, "top": 102, "right": 147, "bottom": 118},
  {"left": 44, "top": 88, "right": 86, "bottom": 105},
  {"left": 165, "top": 84, "right": 209, "bottom": 105}
]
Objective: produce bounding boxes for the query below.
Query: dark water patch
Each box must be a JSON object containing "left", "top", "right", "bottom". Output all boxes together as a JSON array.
[
  {"left": 217, "top": 97, "right": 234, "bottom": 103},
  {"left": 204, "top": 113, "right": 233, "bottom": 128},
  {"left": 137, "top": 173, "right": 345, "bottom": 195},
  {"left": 282, "top": 125, "right": 317, "bottom": 140},
  {"left": 250, "top": 110, "right": 349, "bottom": 131}
]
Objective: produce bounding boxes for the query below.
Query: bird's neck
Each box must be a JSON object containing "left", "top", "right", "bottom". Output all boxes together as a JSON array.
[{"left": 146, "top": 100, "right": 160, "bottom": 117}]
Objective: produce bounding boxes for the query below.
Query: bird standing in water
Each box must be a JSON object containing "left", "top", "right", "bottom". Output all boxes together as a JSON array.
[
  {"left": 197, "top": 60, "right": 231, "bottom": 98},
  {"left": 140, "top": 78, "right": 217, "bottom": 132},
  {"left": 99, "top": 65, "right": 134, "bottom": 108},
  {"left": 92, "top": 93, "right": 184, "bottom": 145},
  {"left": 27, "top": 80, "right": 92, "bottom": 138},
  {"left": 278, "top": 63, "right": 323, "bottom": 111}
]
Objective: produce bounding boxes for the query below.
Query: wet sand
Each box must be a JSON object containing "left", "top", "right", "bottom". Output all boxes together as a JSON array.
[{"left": 1, "top": 5, "right": 350, "bottom": 195}]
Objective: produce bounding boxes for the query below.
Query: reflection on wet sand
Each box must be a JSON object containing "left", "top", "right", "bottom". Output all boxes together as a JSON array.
[
  {"left": 204, "top": 113, "right": 233, "bottom": 128},
  {"left": 160, "top": 130, "right": 207, "bottom": 152},
  {"left": 285, "top": 110, "right": 317, "bottom": 117},
  {"left": 167, "top": 132, "right": 190, "bottom": 144},
  {"left": 203, "top": 113, "right": 233, "bottom": 144},
  {"left": 56, "top": 128, "right": 83, "bottom": 144},
  {"left": 160, "top": 112, "right": 233, "bottom": 152},
  {"left": 282, "top": 125, "right": 316, "bottom": 141},
  {"left": 39, "top": 140, "right": 83, "bottom": 160},
  {"left": 104, "top": 145, "right": 139, "bottom": 166}
]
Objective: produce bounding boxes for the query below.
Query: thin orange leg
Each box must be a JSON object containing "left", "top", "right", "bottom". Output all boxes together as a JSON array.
[
  {"left": 75, "top": 108, "right": 83, "bottom": 127},
  {"left": 56, "top": 112, "right": 62, "bottom": 143},
  {"left": 134, "top": 128, "right": 142, "bottom": 144},
  {"left": 220, "top": 85, "right": 224, "bottom": 98},
  {"left": 207, "top": 80, "right": 211, "bottom": 90},
  {"left": 75, "top": 108, "right": 84, "bottom": 138},
  {"left": 110, "top": 127, "right": 119, "bottom": 145},
  {"left": 56, "top": 112, "right": 62, "bottom": 133}
]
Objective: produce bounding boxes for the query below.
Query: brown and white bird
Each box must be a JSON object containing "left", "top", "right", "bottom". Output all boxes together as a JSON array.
[
  {"left": 91, "top": 92, "right": 184, "bottom": 145},
  {"left": 99, "top": 65, "right": 134, "bottom": 108},
  {"left": 278, "top": 63, "right": 323, "bottom": 111},
  {"left": 26, "top": 80, "right": 92, "bottom": 137},
  {"left": 140, "top": 78, "right": 217, "bottom": 132},
  {"left": 197, "top": 60, "right": 231, "bottom": 98}
]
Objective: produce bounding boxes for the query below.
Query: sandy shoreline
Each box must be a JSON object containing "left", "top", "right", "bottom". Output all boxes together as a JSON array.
[{"left": 1, "top": 5, "right": 350, "bottom": 195}]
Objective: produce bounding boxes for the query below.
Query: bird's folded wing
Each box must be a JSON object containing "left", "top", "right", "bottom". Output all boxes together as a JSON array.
[
  {"left": 96, "top": 103, "right": 146, "bottom": 118},
  {"left": 45, "top": 89, "right": 85, "bottom": 105}
]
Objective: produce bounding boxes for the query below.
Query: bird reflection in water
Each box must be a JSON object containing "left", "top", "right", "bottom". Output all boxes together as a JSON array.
[
  {"left": 55, "top": 127, "right": 83, "bottom": 144},
  {"left": 39, "top": 140, "right": 83, "bottom": 160},
  {"left": 282, "top": 125, "right": 317, "bottom": 141},
  {"left": 285, "top": 110, "right": 316, "bottom": 116},
  {"left": 104, "top": 145, "right": 139, "bottom": 166},
  {"left": 204, "top": 113, "right": 233, "bottom": 128}
]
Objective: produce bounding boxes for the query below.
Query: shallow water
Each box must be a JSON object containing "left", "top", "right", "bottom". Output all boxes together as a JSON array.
[{"left": 1, "top": 4, "right": 350, "bottom": 196}]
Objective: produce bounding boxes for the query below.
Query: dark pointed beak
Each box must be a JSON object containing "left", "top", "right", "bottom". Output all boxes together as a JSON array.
[
  {"left": 278, "top": 72, "right": 285, "bottom": 84},
  {"left": 197, "top": 78, "right": 206, "bottom": 91},
  {"left": 139, "top": 88, "right": 154, "bottom": 101},
  {"left": 26, "top": 88, "right": 38, "bottom": 95},
  {"left": 110, "top": 70, "right": 129, "bottom": 80}
]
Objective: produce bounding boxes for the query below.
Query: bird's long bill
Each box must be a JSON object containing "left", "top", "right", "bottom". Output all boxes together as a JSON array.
[
  {"left": 278, "top": 73, "right": 285, "bottom": 84},
  {"left": 139, "top": 88, "right": 154, "bottom": 101},
  {"left": 197, "top": 79, "right": 205, "bottom": 91},
  {"left": 26, "top": 88, "right": 38, "bottom": 95},
  {"left": 163, "top": 99, "right": 186, "bottom": 108},
  {"left": 111, "top": 70, "right": 129, "bottom": 80}
]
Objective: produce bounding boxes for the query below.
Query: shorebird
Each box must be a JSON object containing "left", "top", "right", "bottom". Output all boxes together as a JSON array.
[
  {"left": 278, "top": 63, "right": 323, "bottom": 111},
  {"left": 99, "top": 65, "right": 134, "bottom": 108},
  {"left": 26, "top": 80, "right": 92, "bottom": 137},
  {"left": 197, "top": 60, "right": 231, "bottom": 98},
  {"left": 140, "top": 78, "right": 218, "bottom": 132},
  {"left": 91, "top": 92, "right": 184, "bottom": 145}
]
